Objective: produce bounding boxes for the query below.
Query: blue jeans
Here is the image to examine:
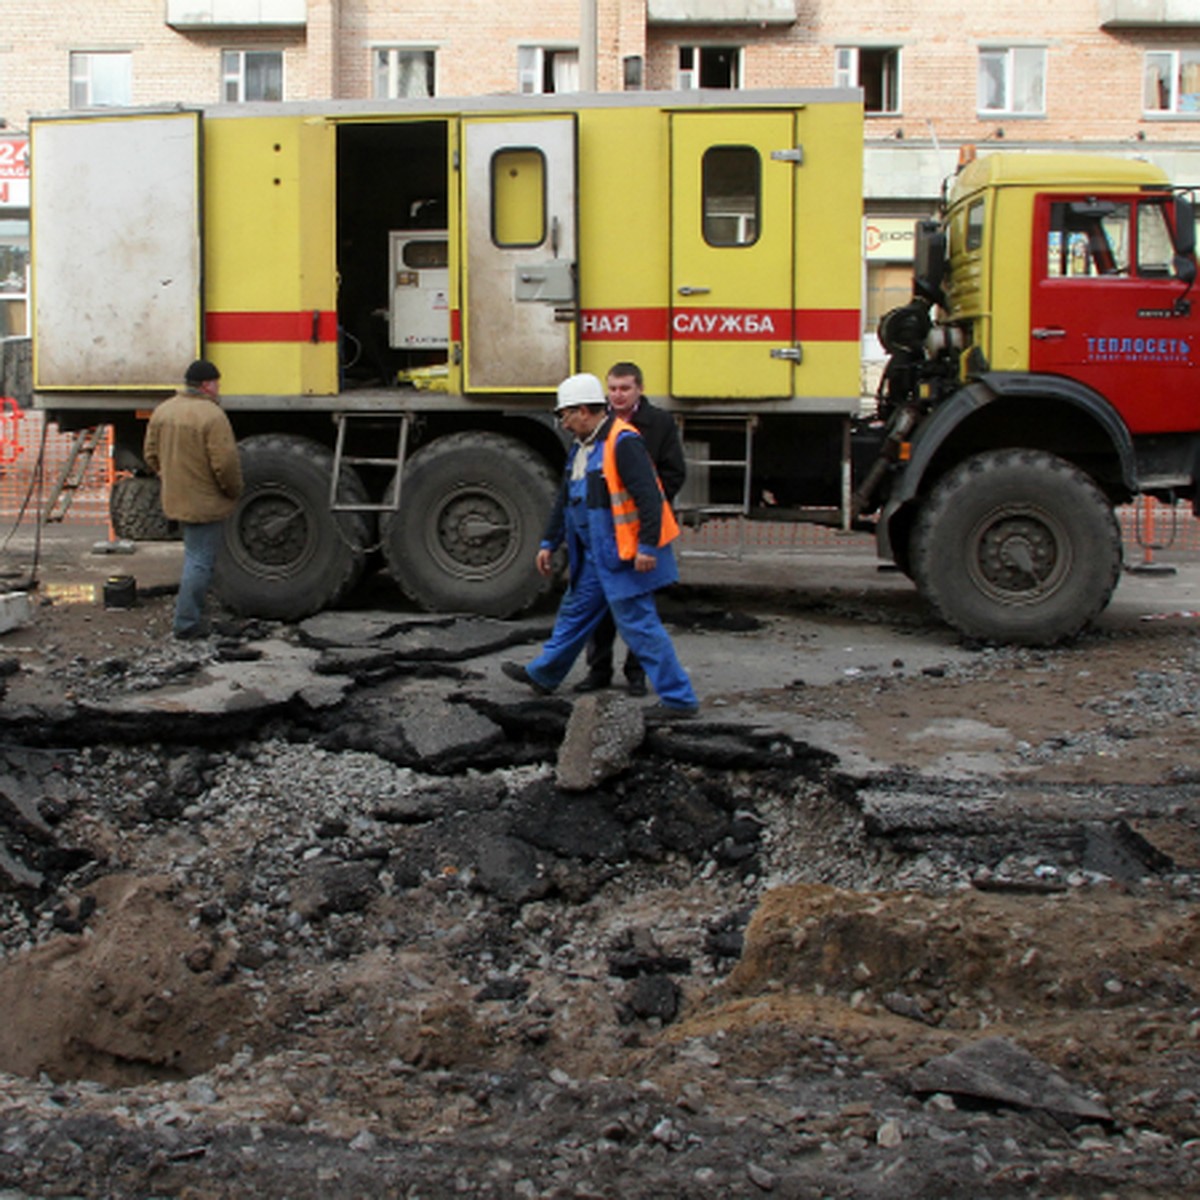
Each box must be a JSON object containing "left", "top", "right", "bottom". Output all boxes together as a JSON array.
[{"left": 175, "top": 521, "right": 223, "bottom": 636}]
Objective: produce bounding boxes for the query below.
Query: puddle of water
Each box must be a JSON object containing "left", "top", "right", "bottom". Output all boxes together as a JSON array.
[{"left": 42, "top": 582, "right": 100, "bottom": 605}]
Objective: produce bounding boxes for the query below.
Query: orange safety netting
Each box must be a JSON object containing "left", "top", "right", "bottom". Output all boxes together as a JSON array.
[
  {"left": 0, "top": 408, "right": 115, "bottom": 528},
  {"left": 0, "top": 406, "right": 1196, "bottom": 559}
]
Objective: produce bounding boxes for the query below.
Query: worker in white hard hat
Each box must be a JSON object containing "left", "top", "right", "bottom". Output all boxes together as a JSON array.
[{"left": 502, "top": 372, "right": 699, "bottom": 719}]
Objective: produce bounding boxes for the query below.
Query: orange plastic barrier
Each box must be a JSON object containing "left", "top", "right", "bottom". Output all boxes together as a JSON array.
[
  {"left": 0, "top": 410, "right": 114, "bottom": 526},
  {"left": 0, "top": 396, "right": 24, "bottom": 466}
]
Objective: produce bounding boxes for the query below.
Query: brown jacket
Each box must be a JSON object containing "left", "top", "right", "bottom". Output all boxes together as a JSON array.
[{"left": 144, "top": 388, "right": 243, "bottom": 523}]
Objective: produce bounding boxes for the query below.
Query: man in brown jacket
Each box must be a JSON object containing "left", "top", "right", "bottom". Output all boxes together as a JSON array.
[{"left": 144, "top": 359, "right": 244, "bottom": 639}]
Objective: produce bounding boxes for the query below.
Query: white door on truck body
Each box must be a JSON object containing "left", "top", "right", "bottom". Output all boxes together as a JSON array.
[
  {"left": 461, "top": 115, "right": 577, "bottom": 392},
  {"left": 31, "top": 110, "right": 202, "bottom": 389},
  {"left": 670, "top": 111, "right": 796, "bottom": 398}
]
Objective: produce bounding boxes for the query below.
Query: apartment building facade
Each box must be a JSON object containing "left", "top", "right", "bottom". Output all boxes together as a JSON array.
[{"left": 1, "top": 0, "right": 1199, "bottom": 368}]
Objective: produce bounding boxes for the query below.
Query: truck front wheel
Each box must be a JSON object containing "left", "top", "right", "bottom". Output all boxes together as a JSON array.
[
  {"left": 215, "top": 434, "right": 372, "bottom": 621},
  {"left": 911, "top": 449, "right": 1121, "bottom": 646},
  {"left": 381, "top": 432, "right": 556, "bottom": 617}
]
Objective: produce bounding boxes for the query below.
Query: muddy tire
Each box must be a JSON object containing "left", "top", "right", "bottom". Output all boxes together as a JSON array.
[
  {"left": 911, "top": 449, "right": 1121, "bottom": 646},
  {"left": 381, "top": 432, "right": 556, "bottom": 617},
  {"left": 214, "top": 434, "right": 372, "bottom": 621},
  {"left": 109, "top": 474, "right": 176, "bottom": 541}
]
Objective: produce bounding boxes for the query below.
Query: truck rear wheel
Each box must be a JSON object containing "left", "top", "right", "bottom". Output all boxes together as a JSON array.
[
  {"left": 911, "top": 449, "right": 1121, "bottom": 646},
  {"left": 381, "top": 432, "right": 556, "bottom": 617},
  {"left": 215, "top": 434, "right": 371, "bottom": 621},
  {"left": 109, "top": 474, "right": 176, "bottom": 541}
]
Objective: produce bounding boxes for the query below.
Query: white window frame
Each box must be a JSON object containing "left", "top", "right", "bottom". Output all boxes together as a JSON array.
[
  {"left": 835, "top": 46, "right": 901, "bottom": 115},
  {"left": 69, "top": 50, "right": 132, "bottom": 109},
  {"left": 373, "top": 46, "right": 436, "bottom": 99},
  {"left": 977, "top": 45, "right": 1046, "bottom": 116},
  {"left": 678, "top": 45, "right": 743, "bottom": 90},
  {"left": 1144, "top": 49, "right": 1200, "bottom": 116},
  {"left": 517, "top": 46, "right": 579, "bottom": 95},
  {"left": 221, "top": 48, "right": 284, "bottom": 103}
]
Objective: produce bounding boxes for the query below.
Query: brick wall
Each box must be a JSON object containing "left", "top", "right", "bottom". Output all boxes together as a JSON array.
[{"left": 0, "top": 0, "right": 1195, "bottom": 145}]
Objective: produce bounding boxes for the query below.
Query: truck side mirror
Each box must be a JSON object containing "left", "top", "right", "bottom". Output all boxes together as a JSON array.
[
  {"left": 1175, "top": 196, "right": 1195, "bottom": 256},
  {"left": 913, "top": 219, "right": 947, "bottom": 308}
]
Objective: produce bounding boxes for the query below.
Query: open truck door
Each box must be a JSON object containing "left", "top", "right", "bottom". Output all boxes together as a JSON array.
[
  {"left": 31, "top": 110, "right": 203, "bottom": 390},
  {"left": 461, "top": 115, "right": 577, "bottom": 392}
]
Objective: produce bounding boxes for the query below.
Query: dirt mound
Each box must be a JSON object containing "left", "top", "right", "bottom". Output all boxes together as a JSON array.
[
  {"left": 682, "top": 882, "right": 1200, "bottom": 1139},
  {"left": 0, "top": 873, "right": 249, "bottom": 1085}
]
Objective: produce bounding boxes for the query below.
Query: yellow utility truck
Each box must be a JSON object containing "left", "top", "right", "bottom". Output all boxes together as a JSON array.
[{"left": 28, "top": 93, "right": 1200, "bottom": 643}]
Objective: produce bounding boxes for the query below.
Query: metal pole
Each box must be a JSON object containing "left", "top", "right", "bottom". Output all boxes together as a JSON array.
[{"left": 580, "top": 0, "right": 598, "bottom": 91}]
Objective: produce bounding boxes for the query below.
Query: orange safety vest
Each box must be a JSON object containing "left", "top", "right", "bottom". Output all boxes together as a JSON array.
[{"left": 600, "top": 417, "right": 681, "bottom": 561}]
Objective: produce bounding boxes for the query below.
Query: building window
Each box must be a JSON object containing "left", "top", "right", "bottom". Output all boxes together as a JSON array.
[
  {"left": 835, "top": 47, "right": 900, "bottom": 115},
  {"left": 1144, "top": 50, "right": 1200, "bottom": 115},
  {"left": 678, "top": 46, "right": 742, "bottom": 90},
  {"left": 222, "top": 49, "right": 283, "bottom": 103},
  {"left": 0, "top": 217, "right": 29, "bottom": 338},
  {"left": 69, "top": 51, "right": 132, "bottom": 108},
  {"left": 374, "top": 48, "right": 436, "bottom": 99},
  {"left": 978, "top": 46, "right": 1045, "bottom": 115},
  {"left": 517, "top": 47, "right": 578, "bottom": 95},
  {"left": 702, "top": 146, "right": 759, "bottom": 247}
]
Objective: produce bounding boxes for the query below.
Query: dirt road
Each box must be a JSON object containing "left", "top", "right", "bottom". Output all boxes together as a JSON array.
[{"left": 0, "top": 527, "right": 1196, "bottom": 1198}]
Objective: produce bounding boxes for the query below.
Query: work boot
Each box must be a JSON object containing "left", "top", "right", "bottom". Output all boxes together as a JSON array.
[
  {"left": 572, "top": 672, "right": 612, "bottom": 694},
  {"left": 643, "top": 702, "right": 699, "bottom": 723},
  {"left": 501, "top": 661, "right": 552, "bottom": 695},
  {"left": 625, "top": 672, "right": 648, "bottom": 698}
]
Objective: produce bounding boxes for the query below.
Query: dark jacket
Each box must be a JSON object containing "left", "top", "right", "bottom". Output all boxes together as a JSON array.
[{"left": 627, "top": 399, "right": 686, "bottom": 501}]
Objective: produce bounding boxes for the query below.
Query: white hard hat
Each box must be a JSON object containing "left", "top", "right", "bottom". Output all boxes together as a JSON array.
[{"left": 555, "top": 372, "right": 606, "bottom": 411}]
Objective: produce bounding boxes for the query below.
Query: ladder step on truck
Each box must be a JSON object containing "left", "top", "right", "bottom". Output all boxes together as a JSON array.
[
  {"left": 676, "top": 415, "right": 755, "bottom": 561},
  {"left": 329, "top": 412, "right": 411, "bottom": 513}
]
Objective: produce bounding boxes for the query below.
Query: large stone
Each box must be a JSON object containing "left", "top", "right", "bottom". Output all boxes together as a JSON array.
[
  {"left": 909, "top": 1035, "right": 1112, "bottom": 1125},
  {"left": 556, "top": 692, "right": 644, "bottom": 791}
]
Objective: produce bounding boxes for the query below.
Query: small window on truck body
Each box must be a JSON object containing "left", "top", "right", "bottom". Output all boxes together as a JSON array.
[
  {"left": 492, "top": 148, "right": 545, "bottom": 248},
  {"left": 702, "top": 145, "right": 759, "bottom": 247},
  {"left": 946, "top": 198, "right": 984, "bottom": 260},
  {"left": 965, "top": 200, "right": 985, "bottom": 252}
]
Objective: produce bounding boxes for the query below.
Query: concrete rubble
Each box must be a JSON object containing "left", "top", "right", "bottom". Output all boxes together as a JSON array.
[{"left": 0, "top": 537, "right": 1194, "bottom": 1197}]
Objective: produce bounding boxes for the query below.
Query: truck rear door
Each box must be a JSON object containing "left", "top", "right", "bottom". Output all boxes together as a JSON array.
[
  {"left": 669, "top": 110, "right": 796, "bottom": 398},
  {"left": 1029, "top": 193, "right": 1198, "bottom": 434},
  {"left": 31, "top": 110, "right": 202, "bottom": 390},
  {"left": 461, "top": 115, "right": 577, "bottom": 392}
]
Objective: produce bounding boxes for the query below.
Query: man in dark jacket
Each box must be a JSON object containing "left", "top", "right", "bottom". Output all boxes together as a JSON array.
[{"left": 574, "top": 361, "right": 686, "bottom": 696}]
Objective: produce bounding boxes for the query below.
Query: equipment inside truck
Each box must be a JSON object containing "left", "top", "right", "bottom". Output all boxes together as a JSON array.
[{"left": 335, "top": 121, "right": 450, "bottom": 389}]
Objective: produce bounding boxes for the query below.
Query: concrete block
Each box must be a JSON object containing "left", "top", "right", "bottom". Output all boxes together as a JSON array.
[{"left": 0, "top": 590, "right": 32, "bottom": 633}]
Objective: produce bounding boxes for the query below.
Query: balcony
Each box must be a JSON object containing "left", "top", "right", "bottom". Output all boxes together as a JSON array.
[
  {"left": 1099, "top": 0, "right": 1200, "bottom": 25},
  {"left": 646, "top": 0, "right": 797, "bottom": 25},
  {"left": 166, "top": 0, "right": 306, "bottom": 29}
]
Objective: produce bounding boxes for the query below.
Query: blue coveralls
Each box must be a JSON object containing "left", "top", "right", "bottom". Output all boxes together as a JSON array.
[{"left": 525, "top": 422, "right": 698, "bottom": 710}]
